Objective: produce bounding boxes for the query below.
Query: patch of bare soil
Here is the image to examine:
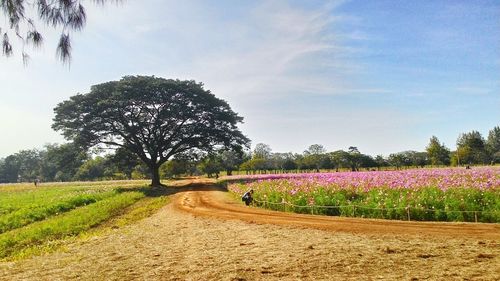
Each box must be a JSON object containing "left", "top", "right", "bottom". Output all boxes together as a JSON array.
[{"left": 0, "top": 180, "right": 499, "bottom": 280}]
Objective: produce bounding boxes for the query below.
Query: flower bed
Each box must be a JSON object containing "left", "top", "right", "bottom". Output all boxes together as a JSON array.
[{"left": 227, "top": 167, "right": 500, "bottom": 222}]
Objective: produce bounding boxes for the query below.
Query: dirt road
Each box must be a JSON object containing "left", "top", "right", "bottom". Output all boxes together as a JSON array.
[{"left": 1, "top": 181, "right": 499, "bottom": 280}]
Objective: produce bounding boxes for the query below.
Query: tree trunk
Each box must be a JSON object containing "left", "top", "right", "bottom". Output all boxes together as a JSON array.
[{"left": 150, "top": 165, "right": 162, "bottom": 187}]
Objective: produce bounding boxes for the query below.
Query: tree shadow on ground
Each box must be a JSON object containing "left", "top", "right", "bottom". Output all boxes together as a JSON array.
[{"left": 115, "top": 180, "right": 226, "bottom": 198}]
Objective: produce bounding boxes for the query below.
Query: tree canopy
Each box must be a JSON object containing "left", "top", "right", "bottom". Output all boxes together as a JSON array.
[
  {"left": 303, "top": 144, "right": 328, "bottom": 171},
  {"left": 252, "top": 143, "right": 272, "bottom": 160},
  {"left": 456, "top": 131, "right": 488, "bottom": 165},
  {"left": 486, "top": 126, "right": 500, "bottom": 164},
  {"left": 52, "top": 75, "right": 249, "bottom": 186},
  {"left": 1, "top": 0, "right": 115, "bottom": 64},
  {"left": 426, "top": 136, "right": 450, "bottom": 166}
]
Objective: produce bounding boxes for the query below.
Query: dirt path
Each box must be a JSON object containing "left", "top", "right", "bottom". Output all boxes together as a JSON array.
[{"left": 1, "top": 181, "right": 499, "bottom": 280}]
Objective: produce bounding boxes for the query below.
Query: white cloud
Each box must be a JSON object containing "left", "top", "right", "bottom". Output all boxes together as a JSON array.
[
  {"left": 170, "top": 1, "right": 367, "bottom": 103},
  {"left": 72, "top": 0, "right": 368, "bottom": 102}
]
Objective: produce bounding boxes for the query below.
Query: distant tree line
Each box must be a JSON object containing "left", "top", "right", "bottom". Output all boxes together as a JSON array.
[
  {"left": 231, "top": 126, "right": 500, "bottom": 174},
  {"left": 0, "top": 126, "right": 499, "bottom": 183}
]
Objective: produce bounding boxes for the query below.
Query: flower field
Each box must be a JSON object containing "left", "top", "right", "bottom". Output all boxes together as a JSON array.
[{"left": 227, "top": 167, "right": 500, "bottom": 223}]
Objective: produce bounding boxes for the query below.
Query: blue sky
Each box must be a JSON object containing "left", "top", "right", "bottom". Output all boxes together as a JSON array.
[{"left": 0, "top": 0, "right": 499, "bottom": 158}]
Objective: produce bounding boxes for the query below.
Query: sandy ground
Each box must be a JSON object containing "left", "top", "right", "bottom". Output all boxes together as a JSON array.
[{"left": 0, "top": 181, "right": 499, "bottom": 280}]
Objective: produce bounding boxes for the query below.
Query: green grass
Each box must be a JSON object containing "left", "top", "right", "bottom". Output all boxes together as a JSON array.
[
  {"left": 0, "top": 180, "right": 150, "bottom": 213},
  {"left": 0, "top": 180, "right": 173, "bottom": 260},
  {"left": 0, "top": 191, "right": 144, "bottom": 258},
  {"left": 0, "top": 191, "right": 118, "bottom": 234}
]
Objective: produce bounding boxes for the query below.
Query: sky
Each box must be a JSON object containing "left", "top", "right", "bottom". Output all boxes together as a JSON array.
[{"left": 0, "top": 0, "right": 499, "bottom": 158}]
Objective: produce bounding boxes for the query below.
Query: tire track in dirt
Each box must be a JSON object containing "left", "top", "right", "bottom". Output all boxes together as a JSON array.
[{"left": 173, "top": 184, "right": 500, "bottom": 239}]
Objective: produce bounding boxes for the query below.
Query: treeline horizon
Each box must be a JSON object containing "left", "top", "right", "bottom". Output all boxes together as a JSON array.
[{"left": 0, "top": 126, "right": 499, "bottom": 183}]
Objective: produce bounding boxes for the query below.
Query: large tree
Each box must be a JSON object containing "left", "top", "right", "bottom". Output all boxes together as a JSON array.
[
  {"left": 248, "top": 143, "right": 272, "bottom": 171},
  {"left": 14, "top": 149, "right": 43, "bottom": 181},
  {"left": 218, "top": 149, "right": 245, "bottom": 176},
  {"left": 0, "top": 149, "right": 43, "bottom": 183},
  {"left": 252, "top": 143, "right": 272, "bottom": 160},
  {"left": 39, "top": 143, "right": 88, "bottom": 181},
  {"left": 52, "top": 76, "right": 249, "bottom": 186},
  {"left": 1, "top": 0, "right": 116, "bottom": 63},
  {"left": 388, "top": 152, "right": 412, "bottom": 169},
  {"left": 347, "top": 146, "right": 362, "bottom": 171},
  {"left": 271, "top": 152, "right": 296, "bottom": 171},
  {"left": 328, "top": 150, "right": 350, "bottom": 171},
  {"left": 456, "top": 131, "right": 488, "bottom": 165},
  {"left": 0, "top": 154, "right": 21, "bottom": 183},
  {"left": 426, "top": 136, "right": 450, "bottom": 166},
  {"left": 303, "top": 144, "right": 328, "bottom": 171},
  {"left": 486, "top": 126, "right": 500, "bottom": 164}
]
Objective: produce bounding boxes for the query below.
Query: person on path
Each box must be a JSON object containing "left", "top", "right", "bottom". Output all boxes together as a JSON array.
[{"left": 241, "top": 189, "right": 254, "bottom": 206}]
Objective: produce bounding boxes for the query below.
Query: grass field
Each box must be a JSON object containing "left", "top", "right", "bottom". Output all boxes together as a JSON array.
[{"left": 0, "top": 180, "right": 171, "bottom": 260}]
